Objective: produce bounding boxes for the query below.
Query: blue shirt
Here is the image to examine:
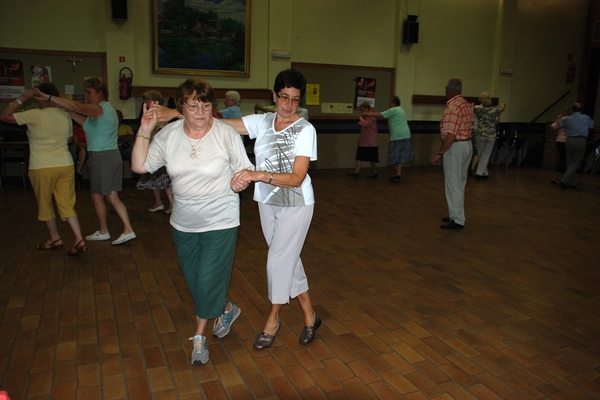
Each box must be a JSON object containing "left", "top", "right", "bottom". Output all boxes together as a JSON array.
[
  {"left": 557, "top": 112, "right": 594, "bottom": 138},
  {"left": 220, "top": 105, "right": 242, "bottom": 119}
]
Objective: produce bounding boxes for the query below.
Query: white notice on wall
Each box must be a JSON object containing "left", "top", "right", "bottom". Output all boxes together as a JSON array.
[
  {"left": 321, "top": 103, "right": 334, "bottom": 113},
  {"left": 333, "top": 103, "right": 345, "bottom": 113},
  {"left": 65, "top": 85, "right": 75, "bottom": 95}
]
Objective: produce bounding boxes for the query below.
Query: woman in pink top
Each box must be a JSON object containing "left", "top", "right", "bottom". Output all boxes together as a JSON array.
[
  {"left": 348, "top": 101, "right": 379, "bottom": 178},
  {"left": 550, "top": 106, "right": 571, "bottom": 184}
]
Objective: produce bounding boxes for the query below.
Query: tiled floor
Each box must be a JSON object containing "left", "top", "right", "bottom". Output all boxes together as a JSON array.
[{"left": 1, "top": 165, "right": 599, "bottom": 399}]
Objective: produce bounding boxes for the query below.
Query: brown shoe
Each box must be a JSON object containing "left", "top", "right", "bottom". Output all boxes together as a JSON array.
[
  {"left": 67, "top": 239, "right": 87, "bottom": 256},
  {"left": 253, "top": 323, "right": 280, "bottom": 350},
  {"left": 299, "top": 314, "right": 322, "bottom": 345},
  {"left": 37, "top": 238, "right": 63, "bottom": 250}
]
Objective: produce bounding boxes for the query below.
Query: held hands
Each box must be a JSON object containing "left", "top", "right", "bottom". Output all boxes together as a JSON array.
[
  {"left": 20, "top": 89, "right": 35, "bottom": 101},
  {"left": 152, "top": 104, "right": 179, "bottom": 122},
  {"left": 230, "top": 170, "right": 254, "bottom": 193},
  {"left": 31, "top": 88, "right": 48, "bottom": 101},
  {"left": 14, "top": 89, "right": 36, "bottom": 105},
  {"left": 139, "top": 101, "right": 159, "bottom": 134}
]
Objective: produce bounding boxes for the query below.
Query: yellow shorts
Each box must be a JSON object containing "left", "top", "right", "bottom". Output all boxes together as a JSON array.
[{"left": 28, "top": 166, "right": 77, "bottom": 221}]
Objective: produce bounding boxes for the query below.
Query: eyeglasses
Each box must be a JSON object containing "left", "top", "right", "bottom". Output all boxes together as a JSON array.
[
  {"left": 184, "top": 102, "right": 212, "bottom": 112},
  {"left": 276, "top": 93, "right": 301, "bottom": 105}
]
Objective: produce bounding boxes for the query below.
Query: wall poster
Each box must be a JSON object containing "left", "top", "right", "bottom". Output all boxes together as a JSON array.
[
  {"left": 306, "top": 84, "right": 320, "bottom": 105},
  {"left": 354, "top": 77, "right": 377, "bottom": 110},
  {"left": 0, "top": 59, "right": 25, "bottom": 103},
  {"left": 31, "top": 65, "right": 52, "bottom": 86}
]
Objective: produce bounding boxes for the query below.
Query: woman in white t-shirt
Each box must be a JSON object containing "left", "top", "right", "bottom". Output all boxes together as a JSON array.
[
  {"left": 132, "top": 79, "right": 253, "bottom": 366},
  {"left": 227, "top": 69, "right": 320, "bottom": 350}
]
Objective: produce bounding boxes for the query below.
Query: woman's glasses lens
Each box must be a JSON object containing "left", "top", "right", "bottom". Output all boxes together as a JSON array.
[
  {"left": 185, "top": 103, "right": 212, "bottom": 112},
  {"left": 276, "top": 93, "right": 301, "bottom": 104}
]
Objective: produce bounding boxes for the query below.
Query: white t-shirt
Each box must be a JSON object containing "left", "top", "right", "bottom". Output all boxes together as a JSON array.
[
  {"left": 242, "top": 113, "right": 317, "bottom": 206},
  {"left": 144, "top": 118, "right": 253, "bottom": 232}
]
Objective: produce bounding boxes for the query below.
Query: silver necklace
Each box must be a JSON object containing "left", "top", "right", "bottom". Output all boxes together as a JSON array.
[{"left": 186, "top": 135, "right": 201, "bottom": 159}]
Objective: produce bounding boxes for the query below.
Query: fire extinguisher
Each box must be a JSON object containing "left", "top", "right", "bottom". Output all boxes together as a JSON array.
[
  {"left": 566, "top": 63, "right": 576, "bottom": 83},
  {"left": 119, "top": 67, "right": 133, "bottom": 100}
]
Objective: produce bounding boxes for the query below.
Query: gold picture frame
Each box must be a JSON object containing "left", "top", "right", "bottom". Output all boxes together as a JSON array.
[{"left": 153, "top": 0, "right": 251, "bottom": 77}]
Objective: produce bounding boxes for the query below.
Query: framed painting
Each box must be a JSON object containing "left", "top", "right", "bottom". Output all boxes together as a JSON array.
[{"left": 153, "top": 0, "right": 251, "bottom": 77}]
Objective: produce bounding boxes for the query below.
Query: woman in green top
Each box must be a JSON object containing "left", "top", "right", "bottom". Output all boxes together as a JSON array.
[{"left": 362, "top": 96, "right": 412, "bottom": 182}]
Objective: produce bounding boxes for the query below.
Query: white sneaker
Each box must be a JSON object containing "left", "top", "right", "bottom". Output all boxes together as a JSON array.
[
  {"left": 111, "top": 232, "right": 136, "bottom": 245},
  {"left": 189, "top": 335, "right": 209, "bottom": 365},
  {"left": 86, "top": 231, "right": 111, "bottom": 241},
  {"left": 213, "top": 302, "right": 241, "bottom": 339}
]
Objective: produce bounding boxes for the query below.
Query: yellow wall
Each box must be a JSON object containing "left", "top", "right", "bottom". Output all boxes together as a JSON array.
[
  {"left": 0, "top": 0, "right": 588, "bottom": 121},
  {"left": 291, "top": 0, "right": 398, "bottom": 67},
  {"left": 0, "top": 0, "right": 590, "bottom": 169},
  {"left": 508, "top": 0, "right": 588, "bottom": 121}
]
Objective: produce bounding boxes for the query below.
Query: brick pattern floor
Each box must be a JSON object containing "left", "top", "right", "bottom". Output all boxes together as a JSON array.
[{"left": 1, "top": 165, "right": 599, "bottom": 399}]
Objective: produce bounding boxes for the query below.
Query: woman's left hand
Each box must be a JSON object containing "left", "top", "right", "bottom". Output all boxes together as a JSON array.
[{"left": 231, "top": 170, "right": 254, "bottom": 192}]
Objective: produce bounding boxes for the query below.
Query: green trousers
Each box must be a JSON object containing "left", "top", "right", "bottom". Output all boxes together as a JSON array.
[{"left": 172, "top": 226, "right": 238, "bottom": 319}]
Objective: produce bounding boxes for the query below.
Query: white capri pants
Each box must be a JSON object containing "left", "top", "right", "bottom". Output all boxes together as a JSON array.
[{"left": 258, "top": 202, "right": 314, "bottom": 304}]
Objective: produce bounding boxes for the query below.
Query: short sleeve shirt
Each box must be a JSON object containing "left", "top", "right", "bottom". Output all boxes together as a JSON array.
[
  {"left": 473, "top": 105, "right": 503, "bottom": 138},
  {"left": 144, "top": 118, "right": 254, "bottom": 232},
  {"left": 440, "top": 95, "right": 473, "bottom": 140},
  {"left": 118, "top": 124, "right": 134, "bottom": 137},
  {"left": 220, "top": 105, "right": 242, "bottom": 119},
  {"left": 242, "top": 113, "right": 317, "bottom": 206},
  {"left": 13, "top": 107, "right": 73, "bottom": 170},
  {"left": 381, "top": 106, "right": 410, "bottom": 141},
  {"left": 83, "top": 101, "right": 119, "bottom": 152},
  {"left": 556, "top": 112, "right": 594, "bottom": 137},
  {"left": 358, "top": 116, "right": 378, "bottom": 147}
]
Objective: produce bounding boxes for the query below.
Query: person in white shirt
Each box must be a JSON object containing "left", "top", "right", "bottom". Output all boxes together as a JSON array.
[
  {"left": 131, "top": 79, "right": 253, "bottom": 366},
  {"left": 227, "top": 69, "right": 321, "bottom": 350}
]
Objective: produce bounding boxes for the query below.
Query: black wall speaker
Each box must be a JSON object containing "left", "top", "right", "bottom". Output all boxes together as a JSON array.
[
  {"left": 112, "top": 0, "right": 128, "bottom": 21},
  {"left": 403, "top": 15, "right": 419, "bottom": 44}
]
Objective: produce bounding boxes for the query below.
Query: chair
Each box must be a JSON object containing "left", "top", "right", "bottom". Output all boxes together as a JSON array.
[
  {"left": 494, "top": 128, "right": 519, "bottom": 168},
  {"left": 493, "top": 130, "right": 511, "bottom": 166},
  {"left": 514, "top": 136, "right": 528, "bottom": 167}
]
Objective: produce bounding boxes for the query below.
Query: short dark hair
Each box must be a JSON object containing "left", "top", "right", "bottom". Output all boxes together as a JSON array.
[
  {"left": 37, "top": 82, "right": 59, "bottom": 97},
  {"left": 390, "top": 96, "right": 400, "bottom": 106},
  {"left": 572, "top": 103, "right": 582, "bottom": 112},
  {"left": 175, "top": 79, "right": 217, "bottom": 113},
  {"left": 84, "top": 78, "right": 108, "bottom": 100},
  {"left": 274, "top": 69, "right": 306, "bottom": 99},
  {"left": 446, "top": 78, "right": 462, "bottom": 93}
]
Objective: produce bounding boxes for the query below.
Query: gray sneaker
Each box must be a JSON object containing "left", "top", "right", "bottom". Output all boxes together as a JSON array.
[
  {"left": 213, "top": 302, "right": 241, "bottom": 339},
  {"left": 189, "top": 335, "right": 209, "bottom": 365}
]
